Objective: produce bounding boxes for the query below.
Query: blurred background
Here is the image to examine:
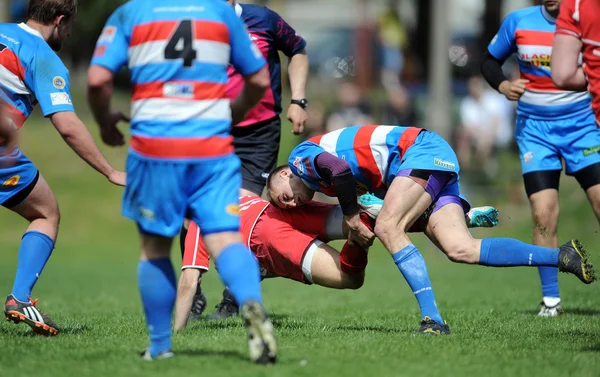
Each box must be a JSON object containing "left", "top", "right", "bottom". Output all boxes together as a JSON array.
[{"left": 0, "top": 0, "right": 549, "bottom": 206}]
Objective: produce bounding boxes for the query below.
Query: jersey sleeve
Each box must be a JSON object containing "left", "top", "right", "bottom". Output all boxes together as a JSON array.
[
  {"left": 487, "top": 11, "right": 518, "bottom": 61},
  {"left": 288, "top": 142, "right": 325, "bottom": 189},
  {"left": 90, "top": 5, "right": 130, "bottom": 73},
  {"left": 26, "top": 45, "right": 74, "bottom": 116},
  {"left": 222, "top": 5, "right": 266, "bottom": 76},
  {"left": 556, "top": 0, "right": 581, "bottom": 38},
  {"left": 266, "top": 7, "right": 306, "bottom": 56}
]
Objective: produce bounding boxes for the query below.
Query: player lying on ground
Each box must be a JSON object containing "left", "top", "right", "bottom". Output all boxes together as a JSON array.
[
  {"left": 267, "top": 125, "right": 597, "bottom": 334},
  {"left": 175, "top": 194, "right": 500, "bottom": 333},
  {"left": 482, "top": 0, "right": 600, "bottom": 317},
  {"left": 1, "top": 0, "right": 126, "bottom": 337}
]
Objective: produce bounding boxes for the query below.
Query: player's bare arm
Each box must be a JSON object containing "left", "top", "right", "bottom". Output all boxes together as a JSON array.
[
  {"left": 551, "top": 34, "right": 587, "bottom": 90},
  {"left": 231, "top": 66, "right": 270, "bottom": 125},
  {"left": 87, "top": 65, "right": 130, "bottom": 147},
  {"left": 49, "top": 111, "right": 125, "bottom": 186},
  {"left": 287, "top": 49, "right": 309, "bottom": 135}
]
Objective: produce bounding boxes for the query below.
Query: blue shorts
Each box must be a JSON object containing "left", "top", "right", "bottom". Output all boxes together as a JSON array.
[
  {"left": 0, "top": 147, "right": 39, "bottom": 206},
  {"left": 515, "top": 111, "right": 600, "bottom": 175},
  {"left": 122, "top": 152, "right": 242, "bottom": 238}
]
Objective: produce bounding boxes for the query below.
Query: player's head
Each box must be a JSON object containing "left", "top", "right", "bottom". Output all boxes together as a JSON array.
[
  {"left": 542, "top": 0, "right": 561, "bottom": 15},
  {"left": 226, "top": 0, "right": 236, "bottom": 6},
  {"left": 26, "top": 0, "right": 78, "bottom": 51},
  {"left": 267, "top": 165, "right": 315, "bottom": 209}
]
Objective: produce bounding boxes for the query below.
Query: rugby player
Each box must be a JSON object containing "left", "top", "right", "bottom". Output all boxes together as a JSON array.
[
  {"left": 267, "top": 125, "right": 596, "bottom": 333},
  {"left": 181, "top": 0, "right": 310, "bottom": 321},
  {"left": 1, "top": 0, "right": 126, "bottom": 337},
  {"left": 481, "top": 0, "right": 600, "bottom": 316},
  {"left": 175, "top": 194, "right": 499, "bottom": 332},
  {"left": 87, "top": 0, "right": 277, "bottom": 363}
]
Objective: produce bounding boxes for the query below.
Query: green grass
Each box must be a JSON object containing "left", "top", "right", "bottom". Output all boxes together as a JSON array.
[{"left": 1, "top": 103, "right": 599, "bottom": 377}]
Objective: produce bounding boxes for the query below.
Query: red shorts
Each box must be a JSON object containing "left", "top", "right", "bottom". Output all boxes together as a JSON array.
[{"left": 182, "top": 201, "right": 334, "bottom": 284}]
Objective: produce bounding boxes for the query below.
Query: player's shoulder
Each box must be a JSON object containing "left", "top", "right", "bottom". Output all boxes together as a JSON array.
[{"left": 240, "top": 3, "right": 278, "bottom": 23}]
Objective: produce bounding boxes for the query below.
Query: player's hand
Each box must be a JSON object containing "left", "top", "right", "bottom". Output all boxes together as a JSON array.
[
  {"left": 100, "top": 112, "right": 129, "bottom": 147},
  {"left": 287, "top": 104, "right": 307, "bottom": 135},
  {"left": 499, "top": 79, "right": 529, "bottom": 101},
  {"left": 107, "top": 169, "right": 126, "bottom": 187},
  {"left": 345, "top": 213, "right": 375, "bottom": 248}
]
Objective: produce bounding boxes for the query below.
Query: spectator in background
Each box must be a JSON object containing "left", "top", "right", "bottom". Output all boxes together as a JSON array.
[
  {"left": 378, "top": 0, "right": 408, "bottom": 91},
  {"left": 9, "top": 0, "right": 27, "bottom": 22},
  {"left": 457, "top": 75, "right": 512, "bottom": 175},
  {"left": 325, "top": 81, "right": 373, "bottom": 132},
  {"left": 380, "top": 85, "right": 416, "bottom": 126},
  {"left": 304, "top": 103, "right": 326, "bottom": 139}
]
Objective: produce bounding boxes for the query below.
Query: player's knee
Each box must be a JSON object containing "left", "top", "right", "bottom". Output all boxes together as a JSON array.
[
  {"left": 374, "top": 217, "right": 402, "bottom": 245},
  {"left": 531, "top": 200, "right": 559, "bottom": 236},
  {"left": 444, "top": 240, "right": 478, "bottom": 264},
  {"left": 343, "top": 272, "right": 365, "bottom": 290},
  {"left": 178, "top": 269, "right": 199, "bottom": 292}
]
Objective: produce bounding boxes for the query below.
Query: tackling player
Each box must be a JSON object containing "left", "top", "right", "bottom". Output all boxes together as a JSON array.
[
  {"left": 481, "top": 0, "right": 600, "bottom": 316},
  {"left": 267, "top": 125, "right": 597, "bottom": 333},
  {"left": 87, "top": 0, "right": 276, "bottom": 363},
  {"left": 175, "top": 194, "right": 500, "bottom": 332},
  {"left": 181, "top": 0, "right": 310, "bottom": 321},
  {"left": 1, "top": 0, "right": 126, "bottom": 337}
]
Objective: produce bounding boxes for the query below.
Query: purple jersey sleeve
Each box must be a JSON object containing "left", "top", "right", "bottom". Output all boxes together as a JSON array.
[
  {"left": 25, "top": 44, "right": 74, "bottom": 116},
  {"left": 487, "top": 11, "right": 518, "bottom": 61},
  {"left": 221, "top": 5, "right": 266, "bottom": 76},
  {"left": 266, "top": 8, "right": 306, "bottom": 56},
  {"left": 288, "top": 142, "right": 324, "bottom": 190},
  {"left": 90, "top": 5, "right": 129, "bottom": 73}
]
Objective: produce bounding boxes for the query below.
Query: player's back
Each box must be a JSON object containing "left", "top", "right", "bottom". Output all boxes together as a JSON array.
[
  {"left": 0, "top": 23, "right": 67, "bottom": 129},
  {"left": 504, "top": 6, "right": 590, "bottom": 119}
]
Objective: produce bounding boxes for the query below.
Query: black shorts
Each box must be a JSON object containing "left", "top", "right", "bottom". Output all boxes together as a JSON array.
[{"left": 232, "top": 116, "right": 281, "bottom": 195}]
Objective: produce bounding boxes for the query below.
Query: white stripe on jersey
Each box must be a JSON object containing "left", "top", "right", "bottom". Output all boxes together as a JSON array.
[
  {"left": 520, "top": 90, "right": 590, "bottom": 107},
  {"left": 0, "top": 64, "right": 29, "bottom": 95},
  {"left": 128, "top": 40, "right": 231, "bottom": 68},
  {"left": 369, "top": 126, "right": 395, "bottom": 180},
  {"left": 318, "top": 128, "right": 345, "bottom": 157},
  {"left": 131, "top": 98, "right": 231, "bottom": 121}
]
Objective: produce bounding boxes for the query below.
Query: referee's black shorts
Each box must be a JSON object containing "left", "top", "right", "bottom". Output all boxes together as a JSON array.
[{"left": 232, "top": 116, "right": 281, "bottom": 195}]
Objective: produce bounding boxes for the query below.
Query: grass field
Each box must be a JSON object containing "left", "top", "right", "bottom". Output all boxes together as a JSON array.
[{"left": 1, "top": 105, "right": 599, "bottom": 377}]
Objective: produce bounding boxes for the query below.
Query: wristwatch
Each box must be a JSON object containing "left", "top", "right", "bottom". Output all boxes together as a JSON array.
[{"left": 291, "top": 98, "right": 308, "bottom": 109}]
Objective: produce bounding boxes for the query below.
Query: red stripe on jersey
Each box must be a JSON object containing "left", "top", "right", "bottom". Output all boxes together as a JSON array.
[
  {"left": 398, "top": 127, "right": 423, "bottom": 159},
  {"left": 353, "top": 125, "right": 385, "bottom": 191},
  {"left": 132, "top": 81, "right": 227, "bottom": 101},
  {"left": 4, "top": 104, "right": 27, "bottom": 129},
  {"left": 0, "top": 49, "right": 26, "bottom": 80},
  {"left": 520, "top": 72, "right": 561, "bottom": 91},
  {"left": 308, "top": 134, "right": 323, "bottom": 144},
  {"left": 130, "top": 135, "right": 234, "bottom": 158},
  {"left": 515, "top": 30, "right": 554, "bottom": 46},
  {"left": 130, "top": 20, "right": 230, "bottom": 46}
]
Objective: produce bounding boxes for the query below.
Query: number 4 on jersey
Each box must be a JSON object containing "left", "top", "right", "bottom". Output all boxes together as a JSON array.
[{"left": 164, "top": 20, "right": 197, "bottom": 68}]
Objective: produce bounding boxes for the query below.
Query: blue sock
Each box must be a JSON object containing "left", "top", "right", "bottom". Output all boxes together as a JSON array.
[
  {"left": 479, "top": 238, "right": 559, "bottom": 267},
  {"left": 138, "top": 258, "right": 176, "bottom": 358},
  {"left": 392, "top": 244, "right": 444, "bottom": 324},
  {"left": 11, "top": 231, "right": 55, "bottom": 302},
  {"left": 215, "top": 243, "right": 262, "bottom": 306},
  {"left": 538, "top": 267, "right": 560, "bottom": 298}
]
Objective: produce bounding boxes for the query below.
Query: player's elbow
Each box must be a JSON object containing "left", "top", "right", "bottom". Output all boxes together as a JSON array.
[
  {"left": 246, "top": 66, "right": 270, "bottom": 92},
  {"left": 551, "top": 71, "right": 571, "bottom": 89},
  {"left": 87, "top": 65, "right": 114, "bottom": 90}
]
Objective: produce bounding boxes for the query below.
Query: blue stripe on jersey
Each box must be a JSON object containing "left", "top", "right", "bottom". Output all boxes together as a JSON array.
[
  {"left": 130, "top": 62, "right": 229, "bottom": 85},
  {"left": 0, "top": 87, "right": 33, "bottom": 117},
  {"left": 518, "top": 63, "right": 551, "bottom": 77},
  {"left": 334, "top": 127, "right": 371, "bottom": 190},
  {"left": 518, "top": 98, "right": 592, "bottom": 119},
  {"left": 130, "top": 119, "right": 231, "bottom": 138}
]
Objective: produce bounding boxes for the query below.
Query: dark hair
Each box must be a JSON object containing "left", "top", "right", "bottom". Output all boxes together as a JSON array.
[
  {"left": 27, "top": 0, "right": 78, "bottom": 25},
  {"left": 265, "top": 165, "right": 288, "bottom": 192}
]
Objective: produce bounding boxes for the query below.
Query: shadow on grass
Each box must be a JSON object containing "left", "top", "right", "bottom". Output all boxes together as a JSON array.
[
  {"left": 520, "top": 307, "right": 600, "bottom": 316},
  {"left": 177, "top": 349, "right": 248, "bottom": 361},
  {"left": 0, "top": 323, "right": 89, "bottom": 337},
  {"left": 582, "top": 344, "right": 600, "bottom": 352}
]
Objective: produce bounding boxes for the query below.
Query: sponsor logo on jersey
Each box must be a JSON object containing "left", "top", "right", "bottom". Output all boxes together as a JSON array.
[
  {"left": 98, "top": 26, "right": 117, "bottom": 43},
  {"left": 226, "top": 203, "right": 240, "bottom": 216},
  {"left": 2, "top": 175, "right": 20, "bottom": 187},
  {"left": 520, "top": 54, "right": 551, "bottom": 69},
  {"left": 52, "top": 76, "right": 66, "bottom": 89},
  {"left": 433, "top": 158, "right": 456, "bottom": 170},
  {"left": 93, "top": 45, "right": 107, "bottom": 58},
  {"left": 163, "top": 83, "right": 194, "bottom": 98},
  {"left": 523, "top": 151, "right": 534, "bottom": 164},
  {"left": 293, "top": 156, "right": 304, "bottom": 174},
  {"left": 50, "top": 92, "right": 72, "bottom": 106},
  {"left": 139, "top": 207, "right": 155, "bottom": 220},
  {"left": 583, "top": 145, "right": 600, "bottom": 157}
]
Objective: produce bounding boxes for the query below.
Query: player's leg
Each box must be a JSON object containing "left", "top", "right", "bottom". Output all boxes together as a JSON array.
[
  {"left": 2, "top": 154, "right": 60, "bottom": 336},
  {"left": 574, "top": 163, "right": 600, "bottom": 222},
  {"left": 308, "top": 241, "right": 366, "bottom": 289},
  {"left": 174, "top": 268, "right": 203, "bottom": 331},
  {"left": 189, "top": 155, "right": 276, "bottom": 364},
  {"left": 516, "top": 116, "right": 564, "bottom": 316},
  {"left": 375, "top": 172, "right": 449, "bottom": 333}
]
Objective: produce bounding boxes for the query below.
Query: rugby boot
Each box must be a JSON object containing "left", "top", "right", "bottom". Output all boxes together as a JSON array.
[
  {"left": 466, "top": 206, "right": 499, "bottom": 228},
  {"left": 358, "top": 193, "right": 383, "bottom": 219},
  {"left": 140, "top": 349, "right": 175, "bottom": 361},
  {"left": 419, "top": 316, "right": 450, "bottom": 335},
  {"left": 4, "top": 294, "right": 59, "bottom": 336},
  {"left": 558, "top": 240, "right": 596, "bottom": 284},
  {"left": 188, "top": 283, "right": 208, "bottom": 321},
  {"left": 538, "top": 300, "right": 564, "bottom": 317},
  {"left": 208, "top": 288, "right": 239, "bottom": 320},
  {"left": 241, "top": 300, "right": 277, "bottom": 364}
]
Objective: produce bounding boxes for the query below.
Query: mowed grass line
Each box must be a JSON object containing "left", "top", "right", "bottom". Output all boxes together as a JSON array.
[{"left": 0, "top": 114, "right": 599, "bottom": 377}]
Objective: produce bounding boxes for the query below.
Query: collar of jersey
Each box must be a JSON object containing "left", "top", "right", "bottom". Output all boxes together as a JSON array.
[
  {"left": 235, "top": 3, "right": 243, "bottom": 18},
  {"left": 18, "top": 23, "right": 43, "bottom": 39},
  {"left": 541, "top": 6, "right": 556, "bottom": 23}
]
